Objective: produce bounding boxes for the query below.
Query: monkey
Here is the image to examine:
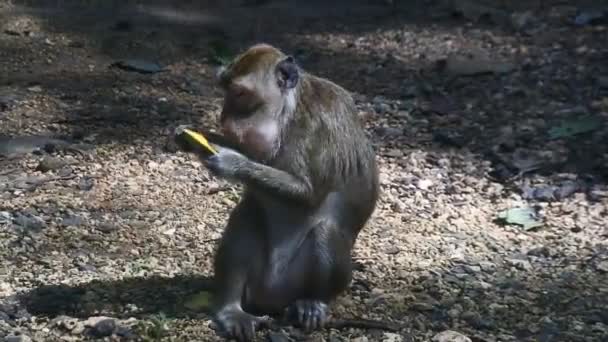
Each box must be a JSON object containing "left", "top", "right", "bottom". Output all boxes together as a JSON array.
[{"left": 176, "top": 43, "right": 379, "bottom": 341}]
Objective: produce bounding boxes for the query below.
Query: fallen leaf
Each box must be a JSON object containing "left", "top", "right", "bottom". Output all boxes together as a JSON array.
[
  {"left": 441, "top": 53, "right": 515, "bottom": 77},
  {"left": 110, "top": 59, "right": 165, "bottom": 74},
  {"left": 498, "top": 207, "right": 543, "bottom": 230},
  {"left": 548, "top": 116, "right": 601, "bottom": 139},
  {"left": 184, "top": 291, "right": 213, "bottom": 310},
  {"left": 573, "top": 10, "right": 607, "bottom": 26}
]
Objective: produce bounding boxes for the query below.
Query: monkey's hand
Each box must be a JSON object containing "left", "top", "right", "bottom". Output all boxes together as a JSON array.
[
  {"left": 204, "top": 146, "right": 251, "bottom": 179},
  {"left": 215, "top": 305, "right": 270, "bottom": 341}
]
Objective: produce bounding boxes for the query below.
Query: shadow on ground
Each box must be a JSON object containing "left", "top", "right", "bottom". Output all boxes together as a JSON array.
[
  {"left": 17, "top": 258, "right": 608, "bottom": 340},
  {"left": 19, "top": 274, "right": 215, "bottom": 319}
]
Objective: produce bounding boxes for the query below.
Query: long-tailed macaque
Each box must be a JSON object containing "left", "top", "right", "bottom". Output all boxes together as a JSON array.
[{"left": 177, "top": 43, "right": 379, "bottom": 341}]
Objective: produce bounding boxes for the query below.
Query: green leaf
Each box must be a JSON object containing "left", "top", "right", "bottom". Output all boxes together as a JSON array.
[
  {"left": 498, "top": 207, "right": 543, "bottom": 230},
  {"left": 184, "top": 291, "right": 213, "bottom": 310},
  {"left": 209, "top": 40, "right": 233, "bottom": 66},
  {"left": 548, "top": 116, "right": 601, "bottom": 139}
]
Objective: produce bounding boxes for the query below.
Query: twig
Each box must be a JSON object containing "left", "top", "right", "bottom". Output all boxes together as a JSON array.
[
  {"left": 326, "top": 318, "right": 400, "bottom": 332},
  {"left": 266, "top": 316, "right": 400, "bottom": 333}
]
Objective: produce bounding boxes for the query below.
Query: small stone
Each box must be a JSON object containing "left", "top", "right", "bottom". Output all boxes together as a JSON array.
[
  {"left": 382, "top": 332, "right": 403, "bottom": 342},
  {"left": 4, "top": 335, "right": 32, "bottom": 342},
  {"left": 84, "top": 317, "right": 116, "bottom": 337},
  {"left": 511, "top": 11, "right": 536, "bottom": 31},
  {"left": 78, "top": 177, "right": 95, "bottom": 191},
  {"left": 268, "top": 332, "right": 291, "bottom": 342},
  {"left": 598, "top": 76, "right": 608, "bottom": 89},
  {"left": 385, "top": 246, "right": 400, "bottom": 255},
  {"left": 36, "top": 156, "right": 67, "bottom": 172},
  {"left": 478, "top": 261, "right": 496, "bottom": 272},
  {"left": 463, "top": 265, "right": 481, "bottom": 274},
  {"left": 412, "top": 302, "right": 435, "bottom": 311},
  {"left": 61, "top": 215, "right": 84, "bottom": 227},
  {"left": 506, "top": 258, "right": 532, "bottom": 271},
  {"left": 352, "top": 337, "right": 369, "bottom": 342},
  {"left": 13, "top": 213, "right": 45, "bottom": 231},
  {"left": 27, "top": 85, "right": 42, "bottom": 93},
  {"left": 416, "top": 179, "right": 433, "bottom": 190},
  {"left": 96, "top": 222, "right": 119, "bottom": 233},
  {"left": 596, "top": 261, "right": 608, "bottom": 273},
  {"left": 432, "top": 330, "right": 472, "bottom": 342},
  {"left": 0, "top": 211, "right": 11, "bottom": 224},
  {"left": 386, "top": 149, "right": 404, "bottom": 158}
]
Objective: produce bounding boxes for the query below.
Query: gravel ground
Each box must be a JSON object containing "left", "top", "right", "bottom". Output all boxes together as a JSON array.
[{"left": 1, "top": 1, "right": 607, "bottom": 341}]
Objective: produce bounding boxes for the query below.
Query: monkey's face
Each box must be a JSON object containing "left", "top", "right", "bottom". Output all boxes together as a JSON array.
[{"left": 215, "top": 44, "right": 299, "bottom": 162}]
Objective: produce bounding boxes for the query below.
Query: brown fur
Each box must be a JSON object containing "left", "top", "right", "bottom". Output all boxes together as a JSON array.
[{"left": 188, "top": 44, "right": 379, "bottom": 342}]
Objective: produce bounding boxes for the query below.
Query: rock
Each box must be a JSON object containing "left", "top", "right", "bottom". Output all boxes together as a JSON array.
[
  {"left": 385, "top": 149, "right": 404, "bottom": 158},
  {"left": 110, "top": 59, "right": 165, "bottom": 74},
  {"left": 478, "top": 261, "right": 496, "bottom": 272},
  {"left": 352, "top": 337, "right": 369, "bottom": 342},
  {"left": 596, "top": 261, "right": 608, "bottom": 273},
  {"left": 13, "top": 213, "right": 45, "bottom": 231},
  {"left": 96, "top": 222, "right": 119, "bottom": 233},
  {"left": 416, "top": 179, "right": 433, "bottom": 190},
  {"left": 52, "top": 315, "right": 85, "bottom": 334},
  {"left": 506, "top": 258, "right": 532, "bottom": 271},
  {"left": 36, "top": 156, "right": 67, "bottom": 172},
  {"left": 78, "top": 177, "right": 95, "bottom": 191},
  {"left": 574, "top": 10, "right": 607, "bottom": 26},
  {"left": 432, "top": 330, "right": 471, "bottom": 342},
  {"left": 84, "top": 316, "right": 116, "bottom": 337},
  {"left": 441, "top": 52, "right": 515, "bottom": 77},
  {"left": 4, "top": 335, "right": 32, "bottom": 342},
  {"left": 511, "top": 11, "right": 536, "bottom": 31},
  {"left": 0, "top": 211, "right": 11, "bottom": 224},
  {"left": 267, "top": 332, "right": 290, "bottom": 342},
  {"left": 61, "top": 215, "right": 84, "bottom": 227},
  {"left": 598, "top": 76, "right": 608, "bottom": 89},
  {"left": 383, "top": 333, "right": 403, "bottom": 342}
]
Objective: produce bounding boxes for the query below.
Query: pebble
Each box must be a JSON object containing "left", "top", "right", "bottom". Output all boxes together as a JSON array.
[
  {"left": 432, "top": 330, "right": 471, "bottom": 342},
  {"left": 13, "top": 213, "right": 45, "bottom": 231},
  {"left": 4, "top": 335, "right": 32, "bottom": 342},
  {"left": 96, "top": 222, "right": 119, "bottom": 233},
  {"left": 61, "top": 215, "right": 84, "bottom": 227},
  {"left": 268, "top": 332, "right": 291, "bottom": 342},
  {"left": 478, "top": 261, "right": 497, "bottom": 273},
  {"left": 0, "top": 211, "right": 10, "bottom": 224},
  {"left": 84, "top": 316, "right": 117, "bottom": 337},
  {"left": 506, "top": 258, "right": 532, "bottom": 271},
  {"left": 416, "top": 179, "right": 433, "bottom": 190},
  {"left": 382, "top": 333, "right": 403, "bottom": 342},
  {"left": 36, "top": 156, "right": 67, "bottom": 172},
  {"left": 596, "top": 261, "right": 608, "bottom": 273},
  {"left": 352, "top": 337, "right": 369, "bottom": 342},
  {"left": 385, "top": 149, "right": 404, "bottom": 158}
]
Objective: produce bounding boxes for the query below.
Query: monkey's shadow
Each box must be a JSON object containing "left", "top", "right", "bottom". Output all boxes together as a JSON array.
[{"left": 18, "top": 274, "right": 215, "bottom": 320}]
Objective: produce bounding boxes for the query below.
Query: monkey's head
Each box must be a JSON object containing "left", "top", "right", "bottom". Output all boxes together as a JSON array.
[{"left": 215, "top": 44, "right": 300, "bottom": 162}]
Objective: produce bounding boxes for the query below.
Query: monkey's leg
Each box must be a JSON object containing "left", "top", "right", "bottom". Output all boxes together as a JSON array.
[
  {"left": 213, "top": 198, "right": 268, "bottom": 342},
  {"left": 285, "top": 221, "right": 354, "bottom": 332}
]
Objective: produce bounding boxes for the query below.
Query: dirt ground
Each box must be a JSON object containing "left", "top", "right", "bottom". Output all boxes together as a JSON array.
[{"left": 1, "top": 0, "right": 607, "bottom": 341}]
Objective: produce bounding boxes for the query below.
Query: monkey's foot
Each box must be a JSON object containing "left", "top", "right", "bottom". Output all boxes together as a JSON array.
[
  {"left": 285, "top": 300, "right": 328, "bottom": 332},
  {"left": 214, "top": 305, "right": 270, "bottom": 342}
]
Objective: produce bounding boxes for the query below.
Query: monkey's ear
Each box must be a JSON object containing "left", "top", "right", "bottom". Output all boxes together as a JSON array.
[{"left": 276, "top": 56, "right": 299, "bottom": 90}]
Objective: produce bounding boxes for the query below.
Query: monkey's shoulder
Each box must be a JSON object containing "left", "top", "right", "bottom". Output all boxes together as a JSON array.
[{"left": 303, "top": 74, "right": 355, "bottom": 104}]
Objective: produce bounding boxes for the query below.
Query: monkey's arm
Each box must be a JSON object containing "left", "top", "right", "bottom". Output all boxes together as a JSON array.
[
  {"left": 205, "top": 147, "right": 316, "bottom": 205},
  {"left": 237, "top": 161, "right": 314, "bottom": 204}
]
